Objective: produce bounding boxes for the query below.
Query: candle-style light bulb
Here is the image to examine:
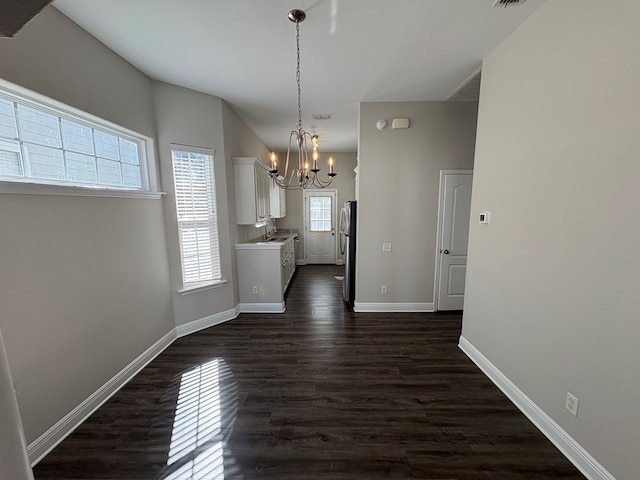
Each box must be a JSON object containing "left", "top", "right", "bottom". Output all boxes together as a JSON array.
[
  {"left": 270, "top": 152, "right": 277, "bottom": 171},
  {"left": 327, "top": 156, "right": 336, "bottom": 177}
]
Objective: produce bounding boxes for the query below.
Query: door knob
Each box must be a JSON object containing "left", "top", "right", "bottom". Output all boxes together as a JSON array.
[{"left": 443, "top": 249, "right": 450, "bottom": 254}]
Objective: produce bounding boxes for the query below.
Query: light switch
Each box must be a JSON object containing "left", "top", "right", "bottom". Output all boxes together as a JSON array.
[
  {"left": 382, "top": 243, "right": 392, "bottom": 252},
  {"left": 479, "top": 212, "right": 490, "bottom": 224}
]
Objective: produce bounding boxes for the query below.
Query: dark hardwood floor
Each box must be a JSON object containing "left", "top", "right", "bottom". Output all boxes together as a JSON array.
[{"left": 34, "top": 265, "right": 585, "bottom": 479}]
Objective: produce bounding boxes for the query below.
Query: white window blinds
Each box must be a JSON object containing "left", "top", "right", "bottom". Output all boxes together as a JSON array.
[{"left": 171, "top": 148, "right": 221, "bottom": 288}]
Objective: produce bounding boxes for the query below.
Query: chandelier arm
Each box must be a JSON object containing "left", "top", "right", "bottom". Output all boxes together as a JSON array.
[
  {"left": 285, "top": 129, "right": 296, "bottom": 176},
  {"left": 272, "top": 167, "right": 301, "bottom": 190},
  {"left": 301, "top": 132, "right": 309, "bottom": 172},
  {"left": 310, "top": 171, "right": 334, "bottom": 188}
]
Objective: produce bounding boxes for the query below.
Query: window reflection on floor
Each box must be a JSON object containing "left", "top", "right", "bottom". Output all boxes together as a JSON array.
[{"left": 160, "top": 358, "right": 238, "bottom": 480}]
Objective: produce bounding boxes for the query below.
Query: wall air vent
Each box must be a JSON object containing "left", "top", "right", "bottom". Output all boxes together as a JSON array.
[
  {"left": 492, "top": 0, "right": 526, "bottom": 6},
  {"left": 311, "top": 114, "right": 332, "bottom": 120}
]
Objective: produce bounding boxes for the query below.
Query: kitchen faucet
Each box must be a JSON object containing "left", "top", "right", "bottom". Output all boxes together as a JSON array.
[{"left": 255, "top": 216, "right": 273, "bottom": 241}]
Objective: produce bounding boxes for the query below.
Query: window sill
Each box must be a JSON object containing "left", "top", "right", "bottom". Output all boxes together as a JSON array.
[
  {"left": 178, "top": 279, "right": 228, "bottom": 295},
  {"left": 0, "top": 180, "right": 165, "bottom": 199}
]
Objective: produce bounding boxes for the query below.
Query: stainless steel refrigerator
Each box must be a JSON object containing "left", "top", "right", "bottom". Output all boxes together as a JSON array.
[{"left": 339, "top": 201, "right": 357, "bottom": 307}]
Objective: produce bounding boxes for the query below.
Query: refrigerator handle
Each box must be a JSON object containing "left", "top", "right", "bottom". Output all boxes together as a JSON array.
[{"left": 339, "top": 207, "right": 347, "bottom": 255}]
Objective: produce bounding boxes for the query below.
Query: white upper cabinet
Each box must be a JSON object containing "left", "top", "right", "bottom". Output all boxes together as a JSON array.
[
  {"left": 233, "top": 157, "right": 271, "bottom": 225},
  {"left": 270, "top": 177, "right": 287, "bottom": 218}
]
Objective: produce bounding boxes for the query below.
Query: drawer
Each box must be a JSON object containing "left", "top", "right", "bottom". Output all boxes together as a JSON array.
[{"left": 281, "top": 239, "right": 294, "bottom": 259}]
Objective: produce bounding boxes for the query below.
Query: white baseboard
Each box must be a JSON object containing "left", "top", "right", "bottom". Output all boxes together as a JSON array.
[
  {"left": 28, "top": 329, "right": 177, "bottom": 466},
  {"left": 336, "top": 259, "right": 344, "bottom": 265},
  {"left": 458, "top": 336, "right": 616, "bottom": 480},
  {"left": 238, "top": 302, "right": 285, "bottom": 313},
  {"left": 353, "top": 302, "right": 434, "bottom": 313},
  {"left": 175, "top": 307, "right": 239, "bottom": 338},
  {"left": 28, "top": 306, "right": 243, "bottom": 466},
  {"left": 296, "top": 259, "right": 307, "bottom": 266}
]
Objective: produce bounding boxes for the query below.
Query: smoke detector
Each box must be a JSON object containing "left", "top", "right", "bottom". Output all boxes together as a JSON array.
[{"left": 492, "top": 0, "right": 526, "bottom": 6}]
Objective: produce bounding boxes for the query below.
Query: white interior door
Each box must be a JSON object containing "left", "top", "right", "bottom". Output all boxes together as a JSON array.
[
  {"left": 304, "top": 190, "right": 337, "bottom": 264},
  {"left": 436, "top": 171, "right": 473, "bottom": 310}
]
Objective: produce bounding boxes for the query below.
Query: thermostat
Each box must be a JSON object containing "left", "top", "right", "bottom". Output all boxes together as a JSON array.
[{"left": 479, "top": 212, "right": 490, "bottom": 224}]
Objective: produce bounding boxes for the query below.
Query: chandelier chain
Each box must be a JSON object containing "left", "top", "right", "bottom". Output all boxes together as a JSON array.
[{"left": 296, "top": 19, "right": 302, "bottom": 132}]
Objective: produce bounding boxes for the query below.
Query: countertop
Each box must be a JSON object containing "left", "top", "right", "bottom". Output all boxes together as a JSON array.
[{"left": 234, "top": 231, "right": 298, "bottom": 250}]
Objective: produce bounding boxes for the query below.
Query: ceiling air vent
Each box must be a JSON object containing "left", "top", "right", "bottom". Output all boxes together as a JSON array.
[{"left": 492, "top": 0, "right": 526, "bottom": 6}]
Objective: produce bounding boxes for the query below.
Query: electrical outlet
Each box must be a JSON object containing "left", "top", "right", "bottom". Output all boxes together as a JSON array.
[
  {"left": 382, "top": 243, "right": 392, "bottom": 252},
  {"left": 252, "top": 286, "right": 258, "bottom": 295},
  {"left": 381, "top": 285, "right": 388, "bottom": 294},
  {"left": 565, "top": 392, "right": 579, "bottom": 416}
]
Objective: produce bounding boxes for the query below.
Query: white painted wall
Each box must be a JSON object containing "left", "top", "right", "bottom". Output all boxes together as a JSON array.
[
  {"left": 152, "top": 81, "right": 239, "bottom": 324},
  {"left": 357, "top": 102, "right": 478, "bottom": 308},
  {"left": 462, "top": 1, "right": 640, "bottom": 478},
  {"left": 220, "top": 100, "right": 273, "bottom": 302},
  {"left": 0, "top": 6, "right": 174, "bottom": 446},
  {"left": 0, "top": 7, "right": 156, "bottom": 138}
]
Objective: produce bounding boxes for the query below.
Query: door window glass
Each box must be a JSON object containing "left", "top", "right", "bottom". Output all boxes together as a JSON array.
[{"left": 309, "top": 196, "right": 332, "bottom": 232}]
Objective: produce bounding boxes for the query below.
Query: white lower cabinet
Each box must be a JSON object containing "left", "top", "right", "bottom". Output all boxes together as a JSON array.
[
  {"left": 235, "top": 235, "right": 297, "bottom": 313},
  {"left": 281, "top": 238, "right": 295, "bottom": 292}
]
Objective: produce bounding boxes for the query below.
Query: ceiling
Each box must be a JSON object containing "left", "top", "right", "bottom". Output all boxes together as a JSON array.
[{"left": 51, "top": 0, "right": 545, "bottom": 152}]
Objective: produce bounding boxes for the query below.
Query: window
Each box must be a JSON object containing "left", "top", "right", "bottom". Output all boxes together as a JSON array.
[
  {"left": 0, "top": 81, "right": 151, "bottom": 193},
  {"left": 309, "top": 195, "right": 332, "bottom": 231},
  {"left": 171, "top": 147, "right": 221, "bottom": 290}
]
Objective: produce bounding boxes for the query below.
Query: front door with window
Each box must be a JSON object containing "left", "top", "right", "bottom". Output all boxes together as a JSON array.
[{"left": 304, "top": 190, "right": 336, "bottom": 264}]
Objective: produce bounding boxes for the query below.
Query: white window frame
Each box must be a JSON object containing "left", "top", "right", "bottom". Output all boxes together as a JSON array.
[
  {"left": 0, "top": 78, "right": 160, "bottom": 199},
  {"left": 171, "top": 145, "right": 225, "bottom": 294}
]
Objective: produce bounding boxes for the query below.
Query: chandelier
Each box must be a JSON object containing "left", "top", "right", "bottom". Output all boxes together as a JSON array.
[{"left": 269, "top": 9, "right": 336, "bottom": 190}]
